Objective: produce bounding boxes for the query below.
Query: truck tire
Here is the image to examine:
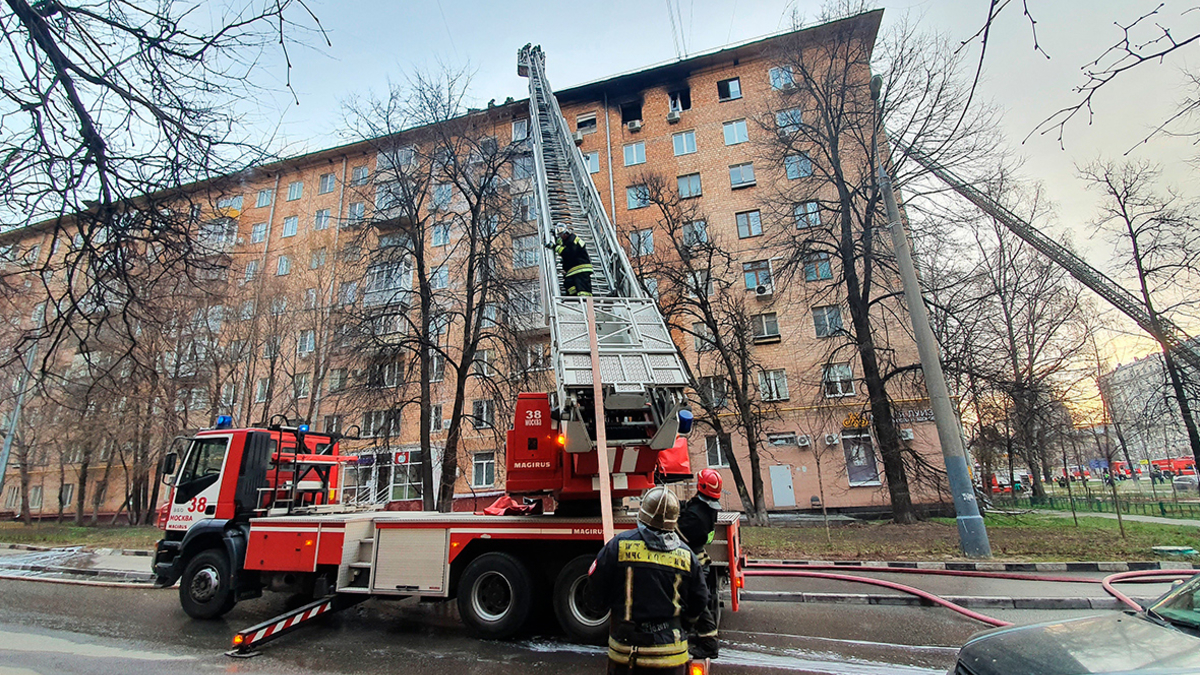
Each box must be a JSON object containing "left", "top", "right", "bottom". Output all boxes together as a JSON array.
[
  {"left": 552, "top": 554, "right": 609, "bottom": 645},
  {"left": 457, "top": 552, "right": 533, "bottom": 639},
  {"left": 180, "top": 549, "right": 236, "bottom": 619}
]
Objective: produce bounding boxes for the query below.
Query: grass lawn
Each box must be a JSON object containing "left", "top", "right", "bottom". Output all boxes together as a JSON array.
[
  {"left": 0, "top": 522, "right": 161, "bottom": 550},
  {"left": 742, "top": 512, "right": 1200, "bottom": 562}
]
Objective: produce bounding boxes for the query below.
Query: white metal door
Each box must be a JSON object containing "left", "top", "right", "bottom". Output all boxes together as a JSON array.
[{"left": 769, "top": 465, "right": 795, "bottom": 508}]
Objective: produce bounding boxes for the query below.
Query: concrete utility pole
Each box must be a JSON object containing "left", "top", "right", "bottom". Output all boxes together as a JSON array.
[
  {"left": 0, "top": 343, "right": 38, "bottom": 501},
  {"left": 870, "top": 75, "right": 991, "bottom": 558}
]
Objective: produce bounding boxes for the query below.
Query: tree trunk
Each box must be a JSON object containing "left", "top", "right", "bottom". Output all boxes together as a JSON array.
[{"left": 1162, "top": 352, "right": 1200, "bottom": 471}]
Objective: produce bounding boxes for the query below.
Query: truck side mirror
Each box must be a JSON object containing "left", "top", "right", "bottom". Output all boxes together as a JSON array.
[{"left": 161, "top": 452, "right": 177, "bottom": 476}]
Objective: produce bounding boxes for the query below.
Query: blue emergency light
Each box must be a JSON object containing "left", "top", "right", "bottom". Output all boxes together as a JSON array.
[
  {"left": 298, "top": 424, "right": 309, "bottom": 433},
  {"left": 678, "top": 409, "right": 694, "bottom": 435},
  {"left": 215, "top": 415, "right": 233, "bottom": 429}
]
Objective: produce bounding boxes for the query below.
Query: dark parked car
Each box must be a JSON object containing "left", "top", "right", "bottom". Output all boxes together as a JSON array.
[{"left": 950, "top": 573, "right": 1200, "bottom": 674}]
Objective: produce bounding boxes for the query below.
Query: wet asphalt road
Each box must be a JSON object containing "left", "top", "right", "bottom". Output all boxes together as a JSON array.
[{"left": 0, "top": 577, "right": 1120, "bottom": 675}]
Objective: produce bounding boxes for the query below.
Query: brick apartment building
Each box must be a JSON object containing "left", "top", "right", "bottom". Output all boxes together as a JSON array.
[{"left": 1, "top": 8, "right": 949, "bottom": 522}]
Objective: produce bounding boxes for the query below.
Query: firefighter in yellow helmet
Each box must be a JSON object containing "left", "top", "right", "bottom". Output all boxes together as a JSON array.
[
  {"left": 548, "top": 222, "right": 594, "bottom": 297},
  {"left": 585, "top": 487, "right": 709, "bottom": 674}
]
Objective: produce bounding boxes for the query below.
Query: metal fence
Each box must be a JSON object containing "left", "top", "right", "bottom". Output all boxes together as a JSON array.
[{"left": 992, "top": 495, "right": 1200, "bottom": 520}]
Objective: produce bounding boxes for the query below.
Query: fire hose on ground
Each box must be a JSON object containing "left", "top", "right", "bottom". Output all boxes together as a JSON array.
[{"left": 742, "top": 564, "right": 1196, "bottom": 627}]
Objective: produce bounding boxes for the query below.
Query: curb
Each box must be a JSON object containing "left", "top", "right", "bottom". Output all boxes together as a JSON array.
[
  {"left": 0, "top": 543, "right": 152, "bottom": 557},
  {"left": 740, "top": 590, "right": 1155, "bottom": 610},
  {"left": 747, "top": 559, "right": 1199, "bottom": 572},
  {"left": 0, "top": 573, "right": 158, "bottom": 589},
  {"left": 0, "top": 562, "right": 155, "bottom": 583}
]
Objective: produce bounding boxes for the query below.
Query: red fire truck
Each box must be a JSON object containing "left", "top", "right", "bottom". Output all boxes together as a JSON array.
[{"left": 153, "top": 402, "right": 743, "bottom": 653}]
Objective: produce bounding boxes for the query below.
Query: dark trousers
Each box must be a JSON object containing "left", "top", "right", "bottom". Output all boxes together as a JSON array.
[
  {"left": 607, "top": 660, "right": 686, "bottom": 675},
  {"left": 689, "top": 568, "right": 719, "bottom": 658},
  {"left": 564, "top": 272, "right": 593, "bottom": 296}
]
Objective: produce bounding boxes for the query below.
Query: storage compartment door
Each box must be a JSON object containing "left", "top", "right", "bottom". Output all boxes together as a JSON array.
[{"left": 371, "top": 528, "right": 448, "bottom": 596}]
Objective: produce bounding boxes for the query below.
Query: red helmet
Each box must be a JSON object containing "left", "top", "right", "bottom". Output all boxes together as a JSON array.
[{"left": 696, "top": 469, "right": 722, "bottom": 499}]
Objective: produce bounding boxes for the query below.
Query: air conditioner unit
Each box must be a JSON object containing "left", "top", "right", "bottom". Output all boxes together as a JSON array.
[
  {"left": 797, "top": 435, "right": 812, "bottom": 447},
  {"left": 666, "top": 110, "right": 681, "bottom": 124},
  {"left": 755, "top": 284, "right": 774, "bottom": 299},
  {"left": 780, "top": 81, "right": 797, "bottom": 92},
  {"left": 626, "top": 119, "right": 643, "bottom": 132},
  {"left": 572, "top": 131, "right": 584, "bottom": 145},
  {"left": 824, "top": 433, "right": 840, "bottom": 446},
  {"left": 899, "top": 428, "right": 915, "bottom": 441}
]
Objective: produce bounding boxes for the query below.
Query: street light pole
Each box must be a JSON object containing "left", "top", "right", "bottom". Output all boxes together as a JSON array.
[{"left": 870, "top": 75, "right": 991, "bottom": 558}]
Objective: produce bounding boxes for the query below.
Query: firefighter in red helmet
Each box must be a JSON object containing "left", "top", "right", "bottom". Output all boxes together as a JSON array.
[{"left": 677, "top": 469, "right": 722, "bottom": 659}]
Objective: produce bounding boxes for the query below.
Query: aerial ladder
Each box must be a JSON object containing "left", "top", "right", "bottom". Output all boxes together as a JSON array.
[
  {"left": 511, "top": 45, "right": 691, "bottom": 521},
  {"left": 897, "top": 141, "right": 1200, "bottom": 375}
]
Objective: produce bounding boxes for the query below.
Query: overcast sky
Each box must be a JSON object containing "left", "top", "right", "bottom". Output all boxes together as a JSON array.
[{"left": 255, "top": 0, "right": 1198, "bottom": 366}]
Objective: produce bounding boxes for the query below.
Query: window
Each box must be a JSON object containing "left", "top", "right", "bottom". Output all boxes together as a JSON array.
[
  {"left": 640, "top": 276, "right": 659, "bottom": 300},
  {"left": 4, "top": 485, "right": 19, "bottom": 509},
  {"left": 824, "top": 363, "right": 855, "bottom": 397},
  {"left": 472, "top": 399, "right": 494, "bottom": 429},
  {"left": 430, "top": 352, "right": 445, "bottom": 382},
  {"left": 582, "top": 151, "right": 600, "bottom": 174},
  {"left": 785, "top": 153, "right": 813, "bottom": 179},
  {"left": 255, "top": 377, "right": 269, "bottom": 402},
  {"left": 58, "top": 484, "right": 73, "bottom": 508},
  {"left": 796, "top": 201, "right": 820, "bottom": 228},
  {"left": 328, "top": 368, "right": 347, "bottom": 393},
  {"left": 282, "top": 216, "right": 298, "bottom": 238},
  {"left": 844, "top": 432, "right": 879, "bottom": 485},
  {"left": 271, "top": 297, "right": 288, "bottom": 315},
  {"left": 294, "top": 373, "right": 311, "bottom": 398},
  {"left": 692, "top": 322, "right": 714, "bottom": 352},
  {"left": 513, "top": 193, "right": 537, "bottom": 221},
  {"left": 524, "top": 343, "right": 550, "bottom": 371},
  {"left": 318, "top": 173, "right": 336, "bottom": 194},
  {"left": 629, "top": 228, "right": 654, "bottom": 257},
  {"left": 736, "top": 210, "right": 762, "bottom": 238},
  {"left": 432, "top": 184, "right": 452, "bottom": 210},
  {"left": 776, "top": 108, "right": 803, "bottom": 132},
  {"left": 256, "top": 189, "right": 272, "bottom": 208},
  {"left": 472, "top": 452, "right": 496, "bottom": 488},
  {"left": 813, "top": 305, "right": 843, "bottom": 338},
  {"left": 689, "top": 270, "right": 714, "bottom": 297},
  {"left": 220, "top": 382, "right": 238, "bottom": 407},
  {"left": 389, "top": 451, "right": 423, "bottom": 501},
  {"left": 338, "top": 281, "right": 358, "bottom": 305},
  {"left": 348, "top": 202, "right": 365, "bottom": 225},
  {"left": 677, "top": 173, "right": 702, "bottom": 198},
  {"left": 430, "top": 404, "right": 444, "bottom": 432},
  {"left": 768, "top": 432, "right": 798, "bottom": 446},
  {"left": 276, "top": 255, "right": 291, "bottom": 276},
  {"left": 287, "top": 181, "right": 303, "bottom": 201},
  {"left": 350, "top": 165, "right": 369, "bottom": 186},
  {"left": 297, "top": 329, "right": 316, "bottom": 355},
  {"left": 623, "top": 142, "right": 646, "bottom": 166},
  {"left": 668, "top": 88, "right": 692, "bottom": 112},
  {"left": 251, "top": 222, "right": 267, "bottom": 244},
  {"left": 626, "top": 185, "right": 650, "bottom": 210},
  {"left": 512, "top": 118, "right": 529, "bottom": 142},
  {"left": 302, "top": 288, "right": 317, "bottom": 309},
  {"left": 240, "top": 301, "right": 255, "bottom": 320},
  {"left": 717, "top": 78, "right": 742, "bottom": 101},
  {"left": 362, "top": 410, "right": 399, "bottom": 438},
  {"left": 370, "top": 360, "right": 404, "bottom": 388},
  {"left": 314, "top": 209, "right": 331, "bottom": 231},
  {"left": 769, "top": 65, "right": 796, "bottom": 90},
  {"left": 620, "top": 100, "right": 642, "bottom": 123},
  {"left": 513, "top": 154, "right": 534, "bottom": 180},
  {"left": 28, "top": 485, "right": 42, "bottom": 509},
  {"left": 672, "top": 130, "right": 697, "bottom": 156},
  {"left": 682, "top": 220, "right": 708, "bottom": 247},
  {"left": 723, "top": 119, "right": 749, "bottom": 145},
  {"left": 217, "top": 195, "right": 243, "bottom": 211},
  {"left": 576, "top": 112, "right": 597, "bottom": 134},
  {"left": 753, "top": 312, "right": 780, "bottom": 340},
  {"left": 481, "top": 303, "right": 499, "bottom": 329},
  {"left": 474, "top": 349, "right": 495, "bottom": 377},
  {"left": 759, "top": 368, "right": 789, "bottom": 401},
  {"left": 430, "top": 266, "right": 449, "bottom": 289},
  {"left": 432, "top": 222, "right": 451, "bottom": 247},
  {"left": 697, "top": 376, "right": 727, "bottom": 408},
  {"left": 310, "top": 248, "right": 327, "bottom": 269},
  {"left": 805, "top": 253, "right": 832, "bottom": 281},
  {"left": 743, "top": 260, "right": 772, "bottom": 289},
  {"left": 729, "top": 162, "right": 756, "bottom": 188},
  {"left": 243, "top": 260, "right": 259, "bottom": 282},
  {"left": 513, "top": 234, "right": 540, "bottom": 269},
  {"left": 324, "top": 415, "right": 342, "bottom": 434},
  {"left": 706, "top": 435, "right": 730, "bottom": 468}
]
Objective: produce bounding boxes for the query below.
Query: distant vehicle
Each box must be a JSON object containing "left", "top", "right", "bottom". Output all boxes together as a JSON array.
[
  {"left": 950, "top": 573, "right": 1200, "bottom": 674},
  {"left": 1173, "top": 474, "right": 1199, "bottom": 493}
]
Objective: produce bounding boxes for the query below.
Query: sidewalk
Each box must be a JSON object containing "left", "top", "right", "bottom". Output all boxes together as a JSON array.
[
  {"left": 0, "top": 543, "right": 154, "bottom": 583},
  {"left": 1038, "top": 509, "right": 1200, "bottom": 528}
]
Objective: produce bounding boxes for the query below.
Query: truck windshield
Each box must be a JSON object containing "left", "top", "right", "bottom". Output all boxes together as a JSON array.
[
  {"left": 1148, "top": 574, "right": 1200, "bottom": 630},
  {"left": 174, "top": 437, "right": 230, "bottom": 503}
]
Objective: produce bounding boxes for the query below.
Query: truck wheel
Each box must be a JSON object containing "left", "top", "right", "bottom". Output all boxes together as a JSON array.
[
  {"left": 552, "top": 554, "right": 609, "bottom": 645},
  {"left": 180, "top": 549, "right": 236, "bottom": 619},
  {"left": 457, "top": 552, "right": 533, "bottom": 639}
]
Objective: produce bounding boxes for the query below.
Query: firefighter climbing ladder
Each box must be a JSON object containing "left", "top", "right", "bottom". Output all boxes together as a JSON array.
[{"left": 517, "top": 44, "right": 689, "bottom": 453}]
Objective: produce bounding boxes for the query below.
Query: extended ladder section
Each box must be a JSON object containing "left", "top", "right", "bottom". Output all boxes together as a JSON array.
[
  {"left": 518, "top": 44, "right": 688, "bottom": 450},
  {"left": 899, "top": 142, "right": 1200, "bottom": 374}
]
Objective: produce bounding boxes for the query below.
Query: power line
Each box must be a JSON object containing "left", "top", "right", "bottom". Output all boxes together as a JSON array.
[{"left": 665, "top": 0, "right": 682, "bottom": 59}]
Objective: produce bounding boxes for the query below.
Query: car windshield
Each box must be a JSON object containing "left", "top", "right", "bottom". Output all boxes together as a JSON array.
[{"left": 1148, "top": 573, "right": 1200, "bottom": 629}]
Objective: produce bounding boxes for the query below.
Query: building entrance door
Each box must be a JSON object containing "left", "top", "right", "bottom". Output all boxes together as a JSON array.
[{"left": 769, "top": 465, "right": 795, "bottom": 508}]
